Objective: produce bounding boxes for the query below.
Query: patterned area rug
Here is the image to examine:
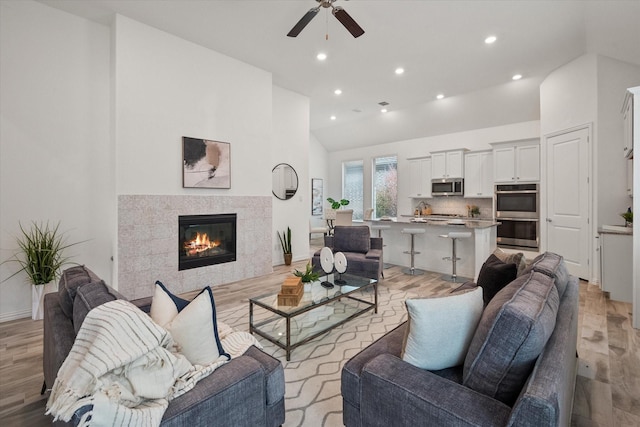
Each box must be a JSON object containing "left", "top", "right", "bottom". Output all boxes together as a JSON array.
[{"left": 217, "top": 287, "right": 414, "bottom": 427}]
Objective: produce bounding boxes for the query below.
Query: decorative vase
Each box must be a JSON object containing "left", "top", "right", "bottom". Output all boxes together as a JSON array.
[
  {"left": 32, "top": 281, "right": 56, "bottom": 320},
  {"left": 284, "top": 253, "right": 292, "bottom": 266}
]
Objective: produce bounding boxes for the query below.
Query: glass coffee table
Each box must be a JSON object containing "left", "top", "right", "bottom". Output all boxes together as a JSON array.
[{"left": 249, "top": 273, "right": 377, "bottom": 361}]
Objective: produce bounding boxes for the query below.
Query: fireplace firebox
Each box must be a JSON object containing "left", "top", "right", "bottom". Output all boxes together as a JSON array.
[{"left": 178, "top": 214, "right": 236, "bottom": 271}]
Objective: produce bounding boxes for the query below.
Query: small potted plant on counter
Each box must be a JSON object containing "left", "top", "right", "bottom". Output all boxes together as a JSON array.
[
  {"left": 278, "top": 227, "right": 293, "bottom": 265},
  {"left": 621, "top": 208, "right": 633, "bottom": 227}
]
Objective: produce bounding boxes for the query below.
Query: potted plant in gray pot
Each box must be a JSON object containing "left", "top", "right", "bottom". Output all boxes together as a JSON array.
[
  {"left": 2, "top": 221, "right": 84, "bottom": 319},
  {"left": 278, "top": 227, "right": 293, "bottom": 266}
]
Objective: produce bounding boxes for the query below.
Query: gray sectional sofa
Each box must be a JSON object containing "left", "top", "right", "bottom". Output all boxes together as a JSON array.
[
  {"left": 342, "top": 252, "right": 579, "bottom": 427},
  {"left": 312, "top": 225, "right": 383, "bottom": 280},
  {"left": 43, "top": 266, "right": 285, "bottom": 427}
]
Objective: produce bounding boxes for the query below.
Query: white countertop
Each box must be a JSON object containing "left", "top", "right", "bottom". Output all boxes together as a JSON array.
[
  {"left": 370, "top": 217, "right": 499, "bottom": 229},
  {"left": 598, "top": 225, "right": 633, "bottom": 235}
]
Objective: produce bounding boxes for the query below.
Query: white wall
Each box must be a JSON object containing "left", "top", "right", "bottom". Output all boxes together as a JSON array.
[
  {"left": 309, "top": 133, "right": 329, "bottom": 230},
  {"left": 596, "top": 56, "right": 640, "bottom": 225},
  {"left": 540, "top": 53, "right": 640, "bottom": 283},
  {"left": 113, "top": 15, "right": 273, "bottom": 197},
  {"left": 0, "top": 1, "right": 112, "bottom": 321},
  {"left": 327, "top": 121, "right": 540, "bottom": 218},
  {"left": 271, "top": 86, "right": 311, "bottom": 265}
]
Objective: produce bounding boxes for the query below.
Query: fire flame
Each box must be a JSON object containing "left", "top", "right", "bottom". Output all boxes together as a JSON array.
[{"left": 185, "top": 232, "right": 220, "bottom": 256}]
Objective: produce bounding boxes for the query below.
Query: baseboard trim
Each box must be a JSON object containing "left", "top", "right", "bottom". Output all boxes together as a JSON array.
[{"left": 0, "top": 308, "right": 31, "bottom": 323}]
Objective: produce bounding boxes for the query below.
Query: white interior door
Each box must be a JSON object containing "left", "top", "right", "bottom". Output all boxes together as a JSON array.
[{"left": 546, "top": 127, "right": 590, "bottom": 280}]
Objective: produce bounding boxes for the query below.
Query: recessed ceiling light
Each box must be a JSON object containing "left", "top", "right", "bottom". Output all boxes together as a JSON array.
[
  {"left": 512, "top": 74, "right": 523, "bottom": 80},
  {"left": 484, "top": 35, "right": 497, "bottom": 44},
  {"left": 330, "top": 115, "right": 336, "bottom": 120},
  {"left": 317, "top": 52, "right": 327, "bottom": 61},
  {"left": 381, "top": 108, "right": 388, "bottom": 113},
  {"left": 395, "top": 67, "right": 404, "bottom": 75},
  {"left": 436, "top": 94, "right": 445, "bottom": 100},
  {"left": 334, "top": 89, "right": 342, "bottom": 95}
]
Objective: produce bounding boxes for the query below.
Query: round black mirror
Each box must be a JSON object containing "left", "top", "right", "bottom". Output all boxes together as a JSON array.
[{"left": 272, "top": 163, "right": 298, "bottom": 200}]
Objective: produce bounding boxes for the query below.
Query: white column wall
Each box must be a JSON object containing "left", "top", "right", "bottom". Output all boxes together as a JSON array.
[
  {"left": 271, "top": 87, "right": 311, "bottom": 265},
  {"left": 0, "top": 1, "right": 112, "bottom": 321}
]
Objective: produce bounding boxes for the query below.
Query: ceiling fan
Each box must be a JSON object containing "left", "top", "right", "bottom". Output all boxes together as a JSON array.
[{"left": 287, "top": 0, "right": 365, "bottom": 38}]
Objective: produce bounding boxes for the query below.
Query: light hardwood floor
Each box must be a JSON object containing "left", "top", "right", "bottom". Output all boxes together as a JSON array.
[{"left": 1, "top": 240, "right": 638, "bottom": 426}]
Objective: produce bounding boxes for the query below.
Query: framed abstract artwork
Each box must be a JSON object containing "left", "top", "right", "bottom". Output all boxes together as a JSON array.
[
  {"left": 312, "top": 178, "right": 323, "bottom": 216},
  {"left": 182, "top": 137, "right": 231, "bottom": 189}
]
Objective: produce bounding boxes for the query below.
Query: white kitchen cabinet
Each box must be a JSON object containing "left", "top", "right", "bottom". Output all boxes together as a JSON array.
[
  {"left": 464, "top": 150, "right": 493, "bottom": 198},
  {"left": 623, "top": 91, "right": 633, "bottom": 159},
  {"left": 491, "top": 140, "right": 540, "bottom": 183},
  {"left": 600, "top": 231, "right": 633, "bottom": 303},
  {"left": 431, "top": 149, "right": 465, "bottom": 179},
  {"left": 407, "top": 157, "right": 431, "bottom": 198}
]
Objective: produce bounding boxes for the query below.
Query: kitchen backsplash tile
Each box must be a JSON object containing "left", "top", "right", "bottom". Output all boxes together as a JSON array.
[{"left": 414, "top": 197, "right": 493, "bottom": 219}]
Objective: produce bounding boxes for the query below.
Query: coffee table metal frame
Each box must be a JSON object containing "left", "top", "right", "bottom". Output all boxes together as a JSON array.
[{"left": 249, "top": 273, "right": 377, "bottom": 361}]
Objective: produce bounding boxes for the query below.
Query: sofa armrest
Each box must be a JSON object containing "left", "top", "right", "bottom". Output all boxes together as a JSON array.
[
  {"left": 360, "top": 353, "right": 512, "bottom": 427},
  {"left": 365, "top": 248, "right": 381, "bottom": 260},
  {"left": 162, "top": 355, "right": 269, "bottom": 426},
  {"left": 43, "top": 293, "right": 75, "bottom": 391}
]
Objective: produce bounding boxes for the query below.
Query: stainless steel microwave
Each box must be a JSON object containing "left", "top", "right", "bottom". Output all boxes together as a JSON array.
[{"left": 431, "top": 178, "right": 464, "bottom": 196}]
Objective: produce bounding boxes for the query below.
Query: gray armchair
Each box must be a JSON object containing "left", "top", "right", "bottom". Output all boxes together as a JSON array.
[{"left": 312, "top": 225, "right": 382, "bottom": 280}]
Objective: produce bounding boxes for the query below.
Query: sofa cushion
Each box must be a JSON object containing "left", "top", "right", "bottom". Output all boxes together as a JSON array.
[
  {"left": 477, "top": 254, "right": 517, "bottom": 305},
  {"left": 463, "top": 271, "right": 559, "bottom": 405},
  {"left": 58, "top": 265, "right": 101, "bottom": 318},
  {"left": 493, "top": 248, "right": 527, "bottom": 277},
  {"left": 402, "top": 287, "right": 483, "bottom": 370},
  {"left": 332, "top": 226, "right": 370, "bottom": 254},
  {"left": 526, "top": 251, "right": 570, "bottom": 298},
  {"left": 72, "top": 280, "right": 126, "bottom": 334},
  {"left": 162, "top": 286, "right": 230, "bottom": 366}
]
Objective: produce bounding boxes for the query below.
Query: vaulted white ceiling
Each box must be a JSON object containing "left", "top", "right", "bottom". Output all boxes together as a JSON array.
[{"left": 39, "top": 0, "right": 640, "bottom": 151}]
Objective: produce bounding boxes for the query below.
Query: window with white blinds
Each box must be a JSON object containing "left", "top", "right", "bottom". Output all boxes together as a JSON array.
[
  {"left": 343, "top": 160, "right": 364, "bottom": 220},
  {"left": 373, "top": 156, "right": 397, "bottom": 218}
]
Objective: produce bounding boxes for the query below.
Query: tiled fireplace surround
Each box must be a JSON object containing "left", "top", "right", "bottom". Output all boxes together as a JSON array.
[{"left": 118, "top": 195, "right": 273, "bottom": 300}]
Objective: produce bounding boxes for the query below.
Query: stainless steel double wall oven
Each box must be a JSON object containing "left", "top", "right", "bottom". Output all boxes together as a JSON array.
[{"left": 495, "top": 183, "right": 539, "bottom": 250}]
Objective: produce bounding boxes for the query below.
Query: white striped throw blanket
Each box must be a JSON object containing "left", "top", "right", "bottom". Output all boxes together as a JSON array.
[{"left": 46, "top": 299, "right": 261, "bottom": 426}]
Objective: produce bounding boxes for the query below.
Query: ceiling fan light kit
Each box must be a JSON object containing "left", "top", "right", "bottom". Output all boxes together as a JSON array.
[{"left": 287, "top": 0, "right": 364, "bottom": 38}]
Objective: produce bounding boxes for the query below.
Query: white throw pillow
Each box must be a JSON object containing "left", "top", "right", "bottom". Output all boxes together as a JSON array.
[
  {"left": 150, "top": 280, "right": 190, "bottom": 327},
  {"left": 402, "top": 287, "right": 483, "bottom": 370},
  {"left": 150, "top": 282, "right": 229, "bottom": 366}
]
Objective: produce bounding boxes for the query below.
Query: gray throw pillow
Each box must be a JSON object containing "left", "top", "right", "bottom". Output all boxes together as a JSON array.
[
  {"left": 526, "top": 252, "right": 570, "bottom": 298},
  {"left": 463, "top": 271, "right": 559, "bottom": 405},
  {"left": 73, "top": 280, "right": 126, "bottom": 334},
  {"left": 333, "top": 226, "right": 370, "bottom": 254},
  {"left": 58, "top": 265, "right": 101, "bottom": 318}
]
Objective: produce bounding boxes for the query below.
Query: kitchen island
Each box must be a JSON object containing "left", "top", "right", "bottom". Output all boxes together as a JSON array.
[{"left": 367, "top": 216, "right": 499, "bottom": 281}]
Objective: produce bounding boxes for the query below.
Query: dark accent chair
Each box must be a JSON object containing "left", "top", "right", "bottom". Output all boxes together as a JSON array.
[
  {"left": 312, "top": 225, "right": 383, "bottom": 280},
  {"left": 43, "top": 266, "right": 285, "bottom": 427}
]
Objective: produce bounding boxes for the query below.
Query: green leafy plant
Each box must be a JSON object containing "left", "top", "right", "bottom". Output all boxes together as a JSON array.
[
  {"left": 277, "top": 227, "right": 292, "bottom": 254},
  {"left": 293, "top": 261, "right": 320, "bottom": 283},
  {"left": 327, "top": 197, "right": 350, "bottom": 210},
  {"left": 2, "top": 221, "right": 84, "bottom": 285},
  {"left": 621, "top": 210, "right": 633, "bottom": 224}
]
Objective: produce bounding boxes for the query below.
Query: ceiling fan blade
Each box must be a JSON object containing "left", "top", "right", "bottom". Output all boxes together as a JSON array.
[
  {"left": 332, "top": 6, "right": 365, "bottom": 38},
  {"left": 287, "top": 8, "right": 320, "bottom": 37}
]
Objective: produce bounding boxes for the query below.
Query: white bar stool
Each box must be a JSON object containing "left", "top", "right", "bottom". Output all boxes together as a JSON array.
[
  {"left": 439, "top": 231, "right": 472, "bottom": 282},
  {"left": 401, "top": 228, "right": 426, "bottom": 275},
  {"left": 371, "top": 224, "right": 392, "bottom": 271}
]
